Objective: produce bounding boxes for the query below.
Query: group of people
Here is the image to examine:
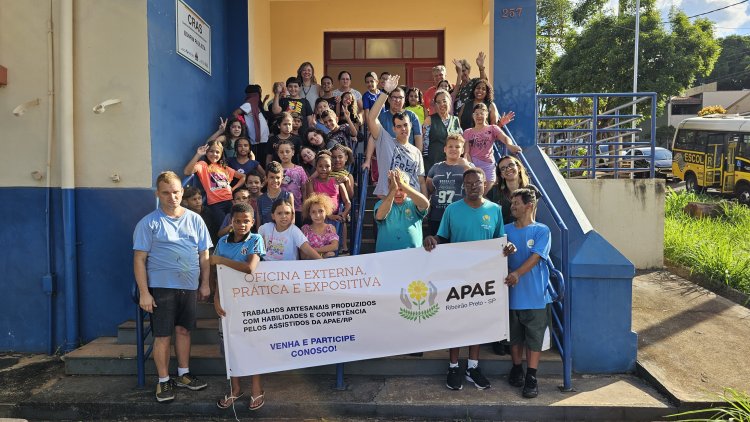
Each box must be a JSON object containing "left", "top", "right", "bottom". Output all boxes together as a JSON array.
[{"left": 132, "top": 54, "right": 554, "bottom": 412}]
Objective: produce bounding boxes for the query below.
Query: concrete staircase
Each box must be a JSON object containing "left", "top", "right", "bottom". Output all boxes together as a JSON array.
[
  {"left": 63, "top": 300, "right": 563, "bottom": 377},
  {"left": 63, "top": 182, "right": 562, "bottom": 377}
]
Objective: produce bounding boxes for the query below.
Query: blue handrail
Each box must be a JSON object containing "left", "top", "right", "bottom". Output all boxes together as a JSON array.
[
  {"left": 494, "top": 127, "right": 572, "bottom": 392},
  {"left": 352, "top": 153, "right": 369, "bottom": 256},
  {"left": 536, "top": 93, "right": 657, "bottom": 179}
]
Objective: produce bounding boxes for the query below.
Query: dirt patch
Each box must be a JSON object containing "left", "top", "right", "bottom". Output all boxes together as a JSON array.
[{"left": 0, "top": 354, "right": 64, "bottom": 404}]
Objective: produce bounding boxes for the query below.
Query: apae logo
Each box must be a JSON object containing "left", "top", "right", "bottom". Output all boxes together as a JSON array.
[{"left": 399, "top": 280, "right": 439, "bottom": 323}]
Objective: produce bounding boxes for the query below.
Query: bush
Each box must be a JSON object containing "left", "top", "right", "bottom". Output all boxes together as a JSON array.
[{"left": 664, "top": 190, "right": 750, "bottom": 294}]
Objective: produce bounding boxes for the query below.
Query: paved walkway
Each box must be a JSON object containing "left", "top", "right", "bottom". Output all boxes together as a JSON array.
[{"left": 633, "top": 270, "right": 750, "bottom": 406}]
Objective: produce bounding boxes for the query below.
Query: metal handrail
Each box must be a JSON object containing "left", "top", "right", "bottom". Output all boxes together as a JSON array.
[
  {"left": 351, "top": 153, "right": 369, "bottom": 256},
  {"left": 495, "top": 126, "right": 572, "bottom": 391},
  {"left": 536, "top": 93, "right": 658, "bottom": 179}
]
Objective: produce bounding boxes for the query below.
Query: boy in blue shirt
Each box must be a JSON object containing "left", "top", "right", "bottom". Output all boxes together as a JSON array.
[
  {"left": 504, "top": 187, "right": 552, "bottom": 399},
  {"left": 211, "top": 202, "right": 266, "bottom": 411}
]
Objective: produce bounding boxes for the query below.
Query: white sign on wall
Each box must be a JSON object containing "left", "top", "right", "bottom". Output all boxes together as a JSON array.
[
  {"left": 217, "top": 238, "right": 510, "bottom": 377},
  {"left": 176, "top": 0, "right": 211, "bottom": 75}
]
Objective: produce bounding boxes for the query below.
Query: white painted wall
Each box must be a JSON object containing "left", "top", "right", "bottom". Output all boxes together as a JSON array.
[
  {"left": 0, "top": 0, "right": 152, "bottom": 189},
  {"left": 566, "top": 179, "right": 665, "bottom": 269}
]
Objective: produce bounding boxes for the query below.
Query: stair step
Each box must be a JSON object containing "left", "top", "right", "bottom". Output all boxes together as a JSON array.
[
  {"left": 63, "top": 337, "right": 563, "bottom": 376},
  {"left": 117, "top": 319, "right": 219, "bottom": 345}
]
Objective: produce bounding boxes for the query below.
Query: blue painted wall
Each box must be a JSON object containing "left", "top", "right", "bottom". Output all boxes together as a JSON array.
[
  {"left": 147, "top": 0, "right": 248, "bottom": 181},
  {"left": 493, "top": 0, "right": 537, "bottom": 148},
  {"left": 0, "top": 188, "right": 151, "bottom": 352},
  {"left": 0, "top": 188, "right": 65, "bottom": 352}
]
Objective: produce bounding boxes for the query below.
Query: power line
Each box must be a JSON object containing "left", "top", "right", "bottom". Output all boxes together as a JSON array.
[{"left": 686, "top": 0, "right": 749, "bottom": 19}]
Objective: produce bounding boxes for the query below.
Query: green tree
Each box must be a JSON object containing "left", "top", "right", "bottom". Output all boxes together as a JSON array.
[
  {"left": 549, "top": 8, "right": 720, "bottom": 111},
  {"left": 537, "top": 0, "right": 574, "bottom": 93},
  {"left": 706, "top": 35, "right": 750, "bottom": 90}
]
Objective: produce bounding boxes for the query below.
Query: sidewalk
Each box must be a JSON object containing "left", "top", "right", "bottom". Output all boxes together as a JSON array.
[
  {"left": 2, "top": 269, "right": 748, "bottom": 421},
  {"left": 632, "top": 270, "right": 750, "bottom": 408}
]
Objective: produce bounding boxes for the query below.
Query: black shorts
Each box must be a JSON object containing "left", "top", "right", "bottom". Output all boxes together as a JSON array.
[
  {"left": 150, "top": 288, "right": 197, "bottom": 337},
  {"left": 509, "top": 305, "right": 551, "bottom": 352}
]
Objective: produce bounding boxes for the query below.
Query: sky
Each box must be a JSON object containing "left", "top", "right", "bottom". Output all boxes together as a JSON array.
[{"left": 607, "top": 0, "right": 750, "bottom": 37}]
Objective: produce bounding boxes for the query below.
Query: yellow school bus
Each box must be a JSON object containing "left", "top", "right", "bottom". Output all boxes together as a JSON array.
[{"left": 672, "top": 115, "right": 750, "bottom": 204}]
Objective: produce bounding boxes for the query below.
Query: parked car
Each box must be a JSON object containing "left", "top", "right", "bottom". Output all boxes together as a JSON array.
[{"left": 621, "top": 147, "right": 673, "bottom": 178}]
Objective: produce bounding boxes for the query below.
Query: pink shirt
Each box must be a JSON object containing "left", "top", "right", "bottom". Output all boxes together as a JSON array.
[
  {"left": 301, "top": 224, "right": 339, "bottom": 249},
  {"left": 312, "top": 177, "right": 340, "bottom": 211},
  {"left": 282, "top": 165, "right": 308, "bottom": 210},
  {"left": 463, "top": 125, "right": 502, "bottom": 163}
]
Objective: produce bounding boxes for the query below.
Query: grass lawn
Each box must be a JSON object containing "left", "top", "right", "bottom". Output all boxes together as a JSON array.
[{"left": 664, "top": 190, "right": 750, "bottom": 295}]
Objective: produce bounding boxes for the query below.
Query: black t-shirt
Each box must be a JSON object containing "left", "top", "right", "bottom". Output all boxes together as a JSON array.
[
  {"left": 277, "top": 98, "right": 313, "bottom": 131},
  {"left": 267, "top": 134, "right": 302, "bottom": 165}
]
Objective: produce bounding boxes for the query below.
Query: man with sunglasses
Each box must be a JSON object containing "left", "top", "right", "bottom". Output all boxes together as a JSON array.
[{"left": 423, "top": 167, "right": 516, "bottom": 392}]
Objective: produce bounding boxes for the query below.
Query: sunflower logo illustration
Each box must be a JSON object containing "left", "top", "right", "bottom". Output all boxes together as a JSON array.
[{"left": 399, "top": 280, "right": 439, "bottom": 323}]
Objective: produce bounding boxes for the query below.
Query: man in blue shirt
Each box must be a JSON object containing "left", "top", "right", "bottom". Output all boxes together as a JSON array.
[
  {"left": 504, "top": 187, "right": 552, "bottom": 399},
  {"left": 423, "top": 167, "right": 516, "bottom": 392},
  {"left": 133, "top": 171, "right": 213, "bottom": 403}
]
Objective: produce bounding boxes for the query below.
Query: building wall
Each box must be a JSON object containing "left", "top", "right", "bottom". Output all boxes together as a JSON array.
[
  {"left": 266, "top": 0, "right": 490, "bottom": 89},
  {"left": 0, "top": 0, "right": 245, "bottom": 352},
  {"left": 566, "top": 179, "right": 665, "bottom": 269},
  {"left": 248, "top": 0, "right": 272, "bottom": 90},
  {"left": 0, "top": 0, "right": 152, "bottom": 351}
]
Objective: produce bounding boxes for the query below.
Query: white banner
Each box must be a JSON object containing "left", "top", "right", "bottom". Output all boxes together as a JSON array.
[
  {"left": 176, "top": 0, "right": 211, "bottom": 75},
  {"left": 217, "top": 238, "right": 510, "bottom": 377}
]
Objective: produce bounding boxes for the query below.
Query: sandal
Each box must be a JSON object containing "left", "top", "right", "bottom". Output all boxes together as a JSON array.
[
  {"left": 216, "top": 392, "right": 244, "bottom": 409},
  {"left": 249, "top": 391, "right": 265, "bottom": 411}
]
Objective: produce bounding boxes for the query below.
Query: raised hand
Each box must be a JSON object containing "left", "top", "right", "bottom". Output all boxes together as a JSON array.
[
  {"left": 383, "top": 75, "right": 400, "bottom": 93},
  {"left": 452, "top": 58, "right": 462, "bottom": 74},
  {"left": 273, "top": 82, "right": 284, "bottom": 95},
  {"left": 476, "top": 51, "right": 486, "bottom": 69},
  {"left": 197, "top": 144, "right": 209, "bottom": 155},
  {"left": 499, "top": 111, "right": 515, "bottom": 127},
  {"left": 218, "top": 117, "right": 228, "bottom": 132}
]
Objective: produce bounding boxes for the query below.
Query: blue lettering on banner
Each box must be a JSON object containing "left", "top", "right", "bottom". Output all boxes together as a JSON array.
[{"left": 268, "top": 335, "right": 357, "bottom": 357}]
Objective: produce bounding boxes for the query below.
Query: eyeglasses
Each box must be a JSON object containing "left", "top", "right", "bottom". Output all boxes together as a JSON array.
[
  {"left": 499, "top": 163, "right": 518, "bottom": 173},
  {"left": 464, "top": 181, "right": 484, "bottom": 188}
]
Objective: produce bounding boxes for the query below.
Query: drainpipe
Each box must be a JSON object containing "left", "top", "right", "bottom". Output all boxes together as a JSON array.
[
  {"left": 60, "top": 0, "right": 79, "bottom": 353},
  {"left": 43, "top": 0, "right": 57, "bottom": 355}
]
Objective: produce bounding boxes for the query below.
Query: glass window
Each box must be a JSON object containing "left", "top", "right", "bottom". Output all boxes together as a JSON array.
[
  {"left": 403, "top": 38, "right": 413, "bottom": 58},
  {"left": 695, "top": 132, "right": 708, "bottom": 149},
  {"left": 738, "top": 134, "right": 750, "bottom": 159},
  {"left": 414, "top": 37, "right": 438, "bottom": 58},
  {"left": 675, "top": 129, "right": 695, "bottom": 150},
  {"left": 355, "top": 38, "right": 365, "bottom": 59},
  {"left": 366, "top": 38, "right": 402, "bottom": 59},
  {"left": 331, "top": 39, "right": 354, "bottom": 59}
]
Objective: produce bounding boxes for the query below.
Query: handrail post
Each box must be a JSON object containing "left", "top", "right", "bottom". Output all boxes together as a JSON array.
[{"left": 134, "top": 288, "right": 146, "bottom": 388}]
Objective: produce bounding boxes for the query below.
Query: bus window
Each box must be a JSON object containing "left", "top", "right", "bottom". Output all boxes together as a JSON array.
[
  {"left": 695, "top": 132, "right": 708, "bottom": 150},
  {"left": 674, "top": 129, "right": 695, "bottom": 150},
  {"left": 739, "top": 134, "right": 750, "bottom": 159}
]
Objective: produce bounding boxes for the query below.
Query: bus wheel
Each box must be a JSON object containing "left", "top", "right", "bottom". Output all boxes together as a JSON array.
[
  {"left": 684, "top": 173, "right": 701, "bottom": 193},
  {"left": 736, "top": 184, "right": 750, "bottom": 206}
]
